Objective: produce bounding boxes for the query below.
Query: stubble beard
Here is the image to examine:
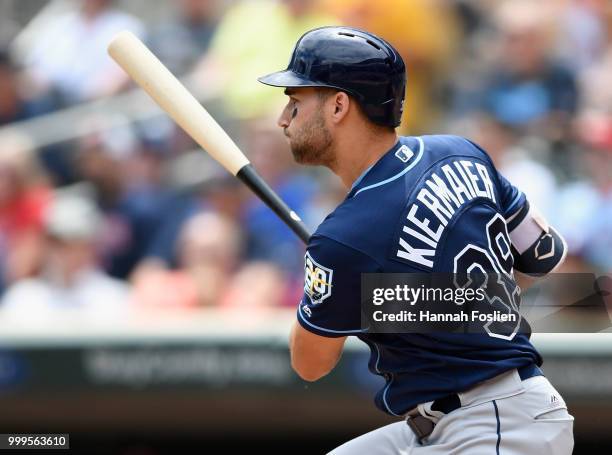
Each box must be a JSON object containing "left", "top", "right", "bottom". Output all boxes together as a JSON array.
[{"left": 286, "top": 110, "right": 335, "bottom": 167}]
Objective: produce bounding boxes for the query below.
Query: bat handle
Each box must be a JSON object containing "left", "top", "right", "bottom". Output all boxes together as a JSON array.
[{"left": 236, "top": 164, "right": 312, "bottom": 245}]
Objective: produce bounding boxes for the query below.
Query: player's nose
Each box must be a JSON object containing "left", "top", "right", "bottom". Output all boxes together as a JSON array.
[
  {"left": 278, "top": 117, "right": 288, "bottom": 129},
  {"left": 278, "top": 106, "right": 291, "bottom": 129}
]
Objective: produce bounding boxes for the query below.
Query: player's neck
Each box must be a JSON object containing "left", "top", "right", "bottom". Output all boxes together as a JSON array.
[{"left": 330, "top": 128, "right": 398, "bottom": 190}]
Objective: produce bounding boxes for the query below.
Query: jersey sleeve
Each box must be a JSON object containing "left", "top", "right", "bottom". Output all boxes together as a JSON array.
[
  {"left": 297, "top": 234, "right": 379, "bottom": 338},
  {"left": 462, "top": 138, "right": 566, "bottom": 274},
  {"left": 495, "top": 176, "right": 567, "bottom": 274},
  {"left": 496, "top": 171, "right": 528, "bottom": 223}
]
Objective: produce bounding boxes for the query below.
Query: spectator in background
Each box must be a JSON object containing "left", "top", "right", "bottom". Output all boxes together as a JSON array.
[
  {"left": 0, "top": 190, "right": 129, "bottom": 321},
  {"left": 480, "top": 0, "right": 579, "bottom": 141},
  {"left": 135, "top": 150, "right": 248, "bottom": 271},
  {"left": 451, "top": 0, "right": 489, "bottom": 42},
  {"left": 147, "top": 0, "right": 221, "bottom": 76},
  {"left": 131, "top": 211, "right": 242, "bottom": 309},
  {"left": 0, "top": 50, "right": 56, "bottom": 125},
  {"left": 74, "top": 122, "right": 170, "bottom": 279},
  {"left": 221, "top": 262, "right": 295, "bottom": 323},
  {"left": 554, "top": 112, "right": 612, "bottom": 272},
  {"left": 22, "top": 0, "right": 144, "bottom": 105},
  {"left": 0, "top": 49, "right": 78, "bottom": 187},
  {"left": 0, "top": 132, "right": 51, "bottom": 292},
  {"left": 555, "top": 0, "right": 608, "bottom": 71},
  {"left": 466, "top": 115, "right": 559, "bottom": 219},
  {"left": 320, "top": 0, "right": 460, "bottom": 134},
  {"left": 195, "top": 0, "right": 336, "bottom": 120},
  {"left": 580, "top": 40, "right": 612, "bottom": 116}
]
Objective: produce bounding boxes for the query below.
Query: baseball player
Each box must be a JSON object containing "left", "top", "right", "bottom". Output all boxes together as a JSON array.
[{"left": 258, "top": 27, "right": 574, "bottom": 454}]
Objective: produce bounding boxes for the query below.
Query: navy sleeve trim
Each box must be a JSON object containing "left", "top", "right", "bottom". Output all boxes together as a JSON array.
[
  {"left": 503, "top": 191, "right": 525, "bottom": 218},
  {"left": 297, "top": 303, "right": 367, "bottom": 338},
  {"left": 506, "top": 200, "right": 530, "bottom": 232}
]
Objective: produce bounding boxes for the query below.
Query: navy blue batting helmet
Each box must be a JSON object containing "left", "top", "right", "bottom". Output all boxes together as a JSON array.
[{"left": 258, "top": 26, "right": 406, "bottom": 128}]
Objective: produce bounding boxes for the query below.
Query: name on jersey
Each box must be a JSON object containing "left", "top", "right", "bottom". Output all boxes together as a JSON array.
[{"left": 396, "top": 160, "right": 496, "bottom": 268}]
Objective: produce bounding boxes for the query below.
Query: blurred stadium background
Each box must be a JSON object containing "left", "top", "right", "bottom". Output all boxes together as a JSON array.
[{"left": 0, "top": 0, "right": 610, "bottom": 453}]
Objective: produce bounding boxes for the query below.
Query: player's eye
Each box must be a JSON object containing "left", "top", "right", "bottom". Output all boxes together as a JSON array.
[{"left": 287, "top": 98, "right": 298, "bottom": 118}]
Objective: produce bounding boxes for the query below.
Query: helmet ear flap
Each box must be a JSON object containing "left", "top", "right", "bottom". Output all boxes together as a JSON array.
[{"left": 258, "top": 26, "right": 406, "bottom": 128}]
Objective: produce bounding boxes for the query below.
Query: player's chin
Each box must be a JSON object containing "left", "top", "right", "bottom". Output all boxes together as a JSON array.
[{"left": 290, "top": 146, "right": 315, "bottom": 165}]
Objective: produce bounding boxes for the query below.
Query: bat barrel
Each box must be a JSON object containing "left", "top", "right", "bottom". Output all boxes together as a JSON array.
[
  {"left": 108, "top": 31, "right": 311, "bottom": 245},
  {"left": 108, "top": 31, "right": 249, "bottom": 176}
]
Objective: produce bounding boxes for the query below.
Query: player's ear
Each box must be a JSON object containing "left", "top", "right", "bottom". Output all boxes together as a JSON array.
[{"left": 329, "top": 91, "right": 351, "bottom": 124}]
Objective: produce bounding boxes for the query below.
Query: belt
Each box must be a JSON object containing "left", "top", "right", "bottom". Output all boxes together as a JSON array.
[{"left": 406, "top": 364, "right": 543, "bottom": 442}]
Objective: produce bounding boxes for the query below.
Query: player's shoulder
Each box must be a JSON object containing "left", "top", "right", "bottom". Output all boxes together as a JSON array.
[
  {"left": 419, "top": 134, "right": 493, "bottom": 162},
  {"left": 308, "top": 189, "right": 395, "bottom": 267},
  {"left": 312, "top": 181, "right": 402, "bottom": 257},
  {"left": 305, "top": 231, "right": 381, "bottom": 276},
  {"left": 417, "top": 134, "right": 501, "bottom": 191}
]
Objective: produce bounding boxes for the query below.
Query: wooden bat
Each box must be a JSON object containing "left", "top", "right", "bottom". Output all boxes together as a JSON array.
[{"left": 107, "top": 31, "right": 311, "bottom": 244}]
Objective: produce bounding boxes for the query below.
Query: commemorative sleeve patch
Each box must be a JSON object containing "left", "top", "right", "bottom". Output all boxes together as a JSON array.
[{"left": 303, "top": 251, "right": 334, "bottom": 304}]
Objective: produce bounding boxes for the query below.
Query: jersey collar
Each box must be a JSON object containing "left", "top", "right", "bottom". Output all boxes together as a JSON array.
[
  {"left": 349, "top": 163, "right": 375, "bottom": 193},
  {"left": 347, "top": 136, "right": 421, "bottom": 198}
]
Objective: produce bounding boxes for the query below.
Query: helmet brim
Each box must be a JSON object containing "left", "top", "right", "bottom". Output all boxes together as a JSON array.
[
  {"left": 258, "top": 70, "right": 325, "bottom": 88},
  {"left": 258, "top": 70, "right": 363, "bottom": 101}
]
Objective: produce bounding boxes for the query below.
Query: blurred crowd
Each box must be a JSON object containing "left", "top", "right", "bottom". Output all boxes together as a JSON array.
[{"left": 0, "top": 0, "right": 609, "bottom": 322}]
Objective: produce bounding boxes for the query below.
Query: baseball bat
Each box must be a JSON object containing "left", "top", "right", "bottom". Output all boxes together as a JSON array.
[{"left": 107, "top": 31, "right": 311, "bottom": 244}]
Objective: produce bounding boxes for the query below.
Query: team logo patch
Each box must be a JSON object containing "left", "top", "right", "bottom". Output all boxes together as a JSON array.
[
  {"left": 395, "top": 145, "right": 414, "bottom": 163},
  {"left": 304, "top": 251, "right": 333, "bottom": 304}
]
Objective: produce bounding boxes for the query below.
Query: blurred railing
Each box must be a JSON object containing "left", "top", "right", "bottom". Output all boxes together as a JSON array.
[
  {"left": 0, "top": 74, "right": 211, "bottom": 150},
  {"left": 0, "top": 308, "right": 611, "bottom": 352},
  {"left": 0, "top": 311, "right": 610, "bottom": 436},
  {"left": 1, "top": 0, "right": 213, "bottom": 151}
]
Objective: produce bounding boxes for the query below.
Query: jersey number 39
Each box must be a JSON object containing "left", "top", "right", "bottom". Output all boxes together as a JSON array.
[{"left": 453, "top": 214, "right": 522, "bottom": 340}]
